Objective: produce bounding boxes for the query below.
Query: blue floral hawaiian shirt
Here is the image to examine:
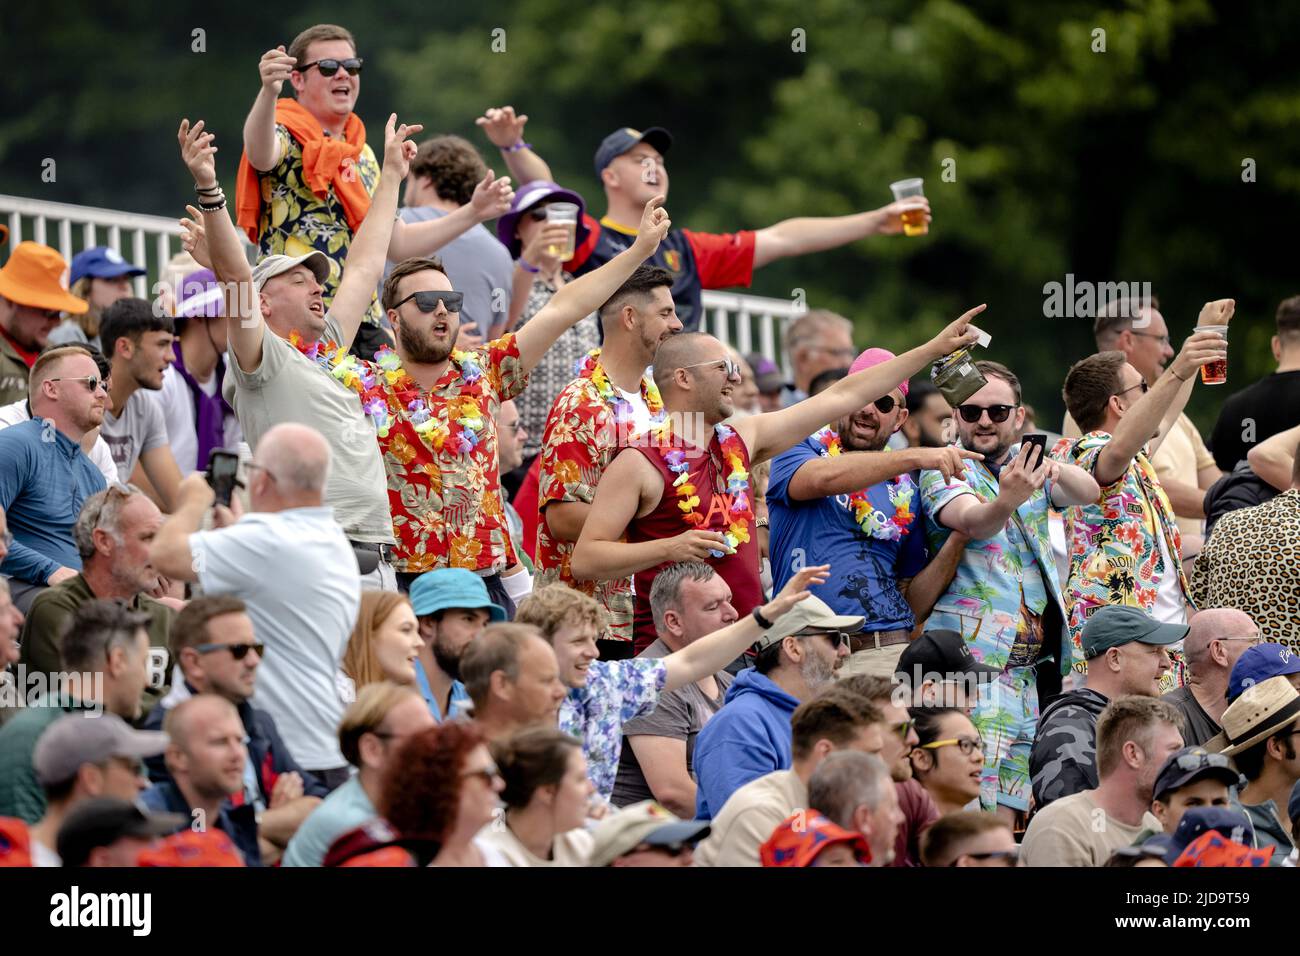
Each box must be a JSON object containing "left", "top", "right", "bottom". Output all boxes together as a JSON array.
[{"left": 559, "top": 658, "right": 667, "bottom": 801}]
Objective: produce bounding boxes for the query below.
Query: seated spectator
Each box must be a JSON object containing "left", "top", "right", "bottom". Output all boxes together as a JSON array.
[
  {"left": 612, "top": 562, "right": 737, "bottom": 816},
  {"left": 1220, "top": 675, "right": 1300, "bottom": 860},
  {"left": 1149, "top": 745, "right": 1241, "bottom": 835},
  {"left": 27, "top": 713, "right": 164, "bottom": 866},
  {"left": 1203, "top": 643, "right": 1300, "bottom": 751},
  {"left": 477, "top": 726, "right": 595, "bottom": 866},
  {"left": 0, "top": 600, "right": 152, "bottom": 822},
  {"left": 693, "top": 689, "right": 882, "bottom": 867},
  {"left": 919, "top": 811, "right": 1019, "bottom": 867},
  {"left": 909, "top": 708, "right": 985, "bottom": 816},
  {"left": 98, "top": 298, "right": 181, "bottom": 509},
  {"left": 48, "top": 246, "right": 144, "bottom": 349},
  {"left": 282, "top": 683, "right": 433, "bottom": 868},
  {"left": 409, "top": 568, "right": 505, "bottom": 721},
  {"left": 0, "top": 242, "right": 88, "bottom": 406},
  {"left": 805, "top": 750, "right": 901, "bottom": 866},
  {"left": 692, "top": 587, "right": 852, "bottom": 819},
  {"left": 143, "top": 596, "right": 328, "bottom": 863},
  {"left": 760, "top": 812, "right": 872, "bottom": 867},
  {"left": 150, "top": 423, "right": 360, "bottom": 785},
  {"left": 154, "top": 269, "right": 241, "bottom": 476},
  {"left": 459, "top": 623, "right": 568, "bottom": 744},
  {"left": 20, "top": 485, "right": 175, "bottom": 711},
  {"left": 141, "top": 694, "right": 261, "bottom": 866},
  {"left": 516, "top": 567, "right": 829, "bottom": 805},
  {"left": 0, "top": 346, "right": 108, "bottom": 611},
  {"left": 1161, "top": 609, "right": 1262, "bottom": 746},
  {"left": 587, "top": 800, "right": 710, "bottom": 867},
  {"left": 894, "top": 628, "right": 1000, "bottom": 712},
  {"left": 1030, "top": 605, "right": 1186, "bottom": 810},
  {"left": 1161, "top": 806, "right": 1273, "bottom": 867},
  {"left": 1021, "top": 696, "right": 1182, "bottom": 866},
  {"left": 343, "top": 592, "right": 424, "bottom": 689},
  {"left": 56, "top": 797, "right": 181, "bottom": 868}
]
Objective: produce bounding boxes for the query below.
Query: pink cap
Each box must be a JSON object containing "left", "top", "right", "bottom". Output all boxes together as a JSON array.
[{"left": 848, "top": 347, "right": 908, "bottom": 397}]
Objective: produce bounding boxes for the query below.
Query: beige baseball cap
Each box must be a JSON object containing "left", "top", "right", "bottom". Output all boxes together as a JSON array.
[
  {"left": 587, "top": 801, "right": 710, "bottom": 867},
  {"left": 752, "top": 594, "right": 864, "bottom": 655}
]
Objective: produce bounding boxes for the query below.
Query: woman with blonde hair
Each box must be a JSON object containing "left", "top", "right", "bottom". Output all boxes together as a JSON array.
[{"left": 342, "top": 591, "right": 424, "bottom": 689}]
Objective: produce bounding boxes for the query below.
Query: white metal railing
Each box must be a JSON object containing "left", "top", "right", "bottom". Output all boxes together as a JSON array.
[{"left": 0, "top": 193, "right": 800, "bottom": 376}]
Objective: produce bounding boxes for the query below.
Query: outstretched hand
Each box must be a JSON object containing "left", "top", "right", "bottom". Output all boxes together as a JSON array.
[
  {"left": 258, "top": 45, "right": 296, "bottom": 95},
  {"left": 874, "top": 196, "right": 932, "bottom": 236},
  {"left": 632, "top": 195, "right": 671, "bottom": 256},
  {"left": 762, "top": 564, "right": 831, "bottom": 620},
  {"left": 381, "top": 113, "right": 424, "bottom": 179},
  {"left": 177, "top": 119, "right": 218, "bottom": 189},
  {"left": 475, "top": 106, "right": 530, "bottom": 149},
  {"left": 179, "top": 205, "right": 213, "bottom": 269},
  {"left": 469, "top": 169, "right": 515, "bottom": 222},
  {"left": 931, "top": 304, "right": 986, "bottom": 358}
]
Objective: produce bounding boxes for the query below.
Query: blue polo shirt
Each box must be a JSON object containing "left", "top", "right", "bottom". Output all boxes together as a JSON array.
[{"left": 767, "top": 434, "right": 927, "bottom": 631}]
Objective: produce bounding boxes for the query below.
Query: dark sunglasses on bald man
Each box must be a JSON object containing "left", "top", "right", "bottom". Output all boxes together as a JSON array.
[
  {"left": 393, "top": 290, "right": 464, "bottom": 314},
  {"left": 298, "top": 57, "right": 364, "bottom": 77}
]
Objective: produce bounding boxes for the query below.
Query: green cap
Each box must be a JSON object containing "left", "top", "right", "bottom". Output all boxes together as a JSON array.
[{"left": 1080, "top": 605, "right": 1189, "bottom": 659}]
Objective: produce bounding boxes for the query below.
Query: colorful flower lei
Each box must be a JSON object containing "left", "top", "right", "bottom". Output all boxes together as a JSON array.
[
  {"left": 655, "top": 420, "right": 753, "bottom": 558},
  {"left": 812, "top": 425, "right": 914, "bottom": 541},
  {"left": 575, "top": 347, "right": 665, "bottom": 427}
]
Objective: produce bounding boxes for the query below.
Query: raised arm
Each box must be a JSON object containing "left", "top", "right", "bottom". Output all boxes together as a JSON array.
[
  {"left": 149, "top": 474, "right": 215, "bottom": 583},
  {"left": 1247, "top": 422, "right": 1300, "bottom": 491},
  {"left": 752, "top": 198, "right": 930, "bottom": 270},
  {"left": 903, "top": 530, "right": 970, "bottom": 637},
  {"left": 1094, "top": 303, "right": 1232, "bottom": 486},
  {"left": 475, "top": 107, "right": 553, "bottom": 184},
  {"left": 514, "top": 195, "right": 670, "bottom": 372},
  {"left": 178, "top": 119, "right": 262, "bottom": 373},
  {"left": 1047, "top": 460, "right": 1100, "bottom": 508},
  {"left": 386, "top": 170, "right": 514, "bottom": 262},
  {"left": 329, "top": 114, "right": 423, "bottom": 348},
  {"left": 738, "top": 306, "right": 985, "bottom": 464},
  {"left": 787, "top": 445, "right": 982, "bottom": 501},
  {"left": 660, "top": 565, "right": 828, "bottom": 693},
  {"left": 937, "top": 443, "right": 1048, "bottom": 540},
  {"left": 243, "top": 46, "right": 295, "bottom": 172}
]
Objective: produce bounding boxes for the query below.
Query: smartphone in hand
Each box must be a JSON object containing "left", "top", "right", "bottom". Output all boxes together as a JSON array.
[
  {"left": 205, "top": 449, "right": 241, "bottom": 509},
  {"left": 1022, "top": 433, "right": 1048, "bottom": 469}
]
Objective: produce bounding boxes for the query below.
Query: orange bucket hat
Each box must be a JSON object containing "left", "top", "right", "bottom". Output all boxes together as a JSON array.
[{"left": 0, "top": 241, "right": 89, "bottom": 313}]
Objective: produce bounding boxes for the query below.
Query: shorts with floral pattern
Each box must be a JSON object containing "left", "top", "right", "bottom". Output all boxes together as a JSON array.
[{"left": 972, "top": 664, "right": 1039, "bottom": 812}]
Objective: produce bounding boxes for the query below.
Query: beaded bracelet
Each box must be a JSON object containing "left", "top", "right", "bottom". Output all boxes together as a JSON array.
[
  {"left": 198, "top": 194, "right": 227, "bottom": 212},
  {"left": 503, "top": 140, "right": 533, "bottom": 154}
]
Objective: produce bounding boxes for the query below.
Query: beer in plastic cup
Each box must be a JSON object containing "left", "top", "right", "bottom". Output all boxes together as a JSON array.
[
  {"left": 1197, "top": 324, "right": 1229, "bottom": 385},
  {"left": 889, "top": 178, "right": 928, "bottom": 236},
  {"left": 545, "top": 202, "right": 580, "bottom": 259}
]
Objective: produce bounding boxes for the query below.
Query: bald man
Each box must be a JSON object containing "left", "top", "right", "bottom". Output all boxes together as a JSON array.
[
  {"left": 1161, "top": 608, "right": 1261, "bottom": 746},
  {"left": 141, "top": 694, "right": 261, "bottom": 865},
  {"left": 571, "top": 312, "right": 984, "bottom": 649},
  {"left": 149, "top": 423, "right": 360, "bottom": 786}
]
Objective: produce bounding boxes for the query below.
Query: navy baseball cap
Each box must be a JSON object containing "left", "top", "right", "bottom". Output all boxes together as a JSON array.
[
  {"left": 594, "top": 126, "right": 673, "bottom": 178},
  {"left": 1227, "top": 643, "right": 1300, "bottom": 703},
  {"left": 1152, "top": 746, "right": 1241, "bottom": 802},
  {"left": 408, "top": 568, "right": 506, "bottom": 622},
  {"left": 70, "top": 245, "right": 146, "bottom": 285},
  {"left": 1080, "top": 605, "right": 1188, "bottom": 659},
  {"left": 1161, "top": 806, "right": 1254, "bottom": 865}
]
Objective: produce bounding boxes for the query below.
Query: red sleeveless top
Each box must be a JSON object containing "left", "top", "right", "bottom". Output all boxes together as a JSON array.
[{"left": 627, "top": 429, "right": 762, "bottom": 652}]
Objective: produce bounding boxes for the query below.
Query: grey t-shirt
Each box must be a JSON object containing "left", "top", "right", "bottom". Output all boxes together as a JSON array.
[
  {"left": 101, "top": 389, "right": 169, "bottom": 479},
  {"left": 611, "top": 639, "right": 733, "bottom": 808},
  {"left": 222, "top": 315, "right": 393, "bottom": 543},
  {"left": 384, "top": 207, "right": 513, "bottom": 337},
  {"left": 1161, "top": 685, "right": 1221, "bottom": 747}
]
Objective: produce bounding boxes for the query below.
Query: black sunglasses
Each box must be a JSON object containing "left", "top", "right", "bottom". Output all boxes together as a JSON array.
[
  {"left": 298, "top": 57, "right": 363, "bottom": 77},
  {"left": 393, "top": 290, "right": 464, "bottom": 314},
  {"left": 195, "top": 642, "right": 265, "bottom": 660},
  {"left": 871, "top": 395, "right": 898, "bottom": 414},
  {"left": 1113, "top": 381, "right": 1149, "bottom": 399},
  {"left": 956, "top": 403, "right": 1017, "bottom": 424}
]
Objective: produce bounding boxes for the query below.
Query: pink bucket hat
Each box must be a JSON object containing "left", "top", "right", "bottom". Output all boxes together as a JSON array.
[{"left": 848, "top": 347, "right": 908, "bottom": 397}]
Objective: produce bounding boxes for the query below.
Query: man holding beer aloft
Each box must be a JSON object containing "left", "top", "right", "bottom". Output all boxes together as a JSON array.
[{"left": 1056, "top": 300, "right": 1233, "bottom": 691}]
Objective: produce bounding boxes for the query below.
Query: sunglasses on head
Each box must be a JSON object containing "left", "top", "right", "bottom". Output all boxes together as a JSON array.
[
  {"left": 195, "top": 642, "right": 265, "bottom": 660},
  {"left": 393, "top": 290, "right": 464, "bottom": 314},
  {"left": 298, "top": 57, "right": 363, "bottom": 77},
  {"left": 956, "top": 403, "right": 1017, "bottom": 424}
]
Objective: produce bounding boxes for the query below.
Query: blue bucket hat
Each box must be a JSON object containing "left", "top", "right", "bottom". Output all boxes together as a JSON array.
[
  {"left": 496, "top": 180, "right": 590, "bottom": 260},
  {"left": 70, "top": 246, "right": 146, "bottom": 285},
  {"left": 408, "top": 568, "right": 506, "bottom": 621}
]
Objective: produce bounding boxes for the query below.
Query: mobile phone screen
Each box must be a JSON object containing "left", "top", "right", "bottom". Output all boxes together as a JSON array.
[
  {"left": 1022, "top": 433, "right": 1047, "bottom": 469},
  {"left": 207, "top": 449, "right": 241, "bottom": 508}
]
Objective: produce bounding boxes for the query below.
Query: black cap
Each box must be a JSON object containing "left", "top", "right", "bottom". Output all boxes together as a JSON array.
[
  {"left": 593, "top": 127, "right": 673, "bottom": 177},
  {"left": 895, "top": 629, "right": 1002, "bottom": 687},
  {"left": 56, "top": 798, "right": 184, "bottom": 867},
  {"left": 1152, "top": 746, "right": 1241, "bottom": 802}
]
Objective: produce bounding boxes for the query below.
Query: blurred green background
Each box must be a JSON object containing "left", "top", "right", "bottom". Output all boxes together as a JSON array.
[{"left": 2, "top": 0, "right": 1295, "bottom": 434}]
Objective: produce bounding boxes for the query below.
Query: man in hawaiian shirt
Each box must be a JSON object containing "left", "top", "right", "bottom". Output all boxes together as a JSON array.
[
  {"left": 1058, "top": 302, "right": 1232, "bottom": 686},
  {"left": 535, "top": 265, "right": 681, "bottom": 651},
  {"left": 514, "top": 567, "right": 828, "bottom": 803},
  {"left": 767, "top": 347, "right": 984, "bottom": 678},
  {"left": 368, "top": 197, "right": 673, "bottom": 615},
  {"left": 571, "top": 309, "right": 989, "bottom": 651},
  {"left": 918, "top": 360, "right": 1100, "bottom": 819}
]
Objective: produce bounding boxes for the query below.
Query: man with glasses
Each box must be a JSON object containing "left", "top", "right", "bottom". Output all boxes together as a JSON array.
[
  {"left": 1061, "top": 295, "right": 1223, "bottom": 542},
  {"left": 365, "top": 200, "right": 671, "bottom": 615},
  {"left": 917, "top": 360, "right": 1099, "bottom": 819},
  {"left": 1161, "top": 609, "right": 1261, "bottom": 746},
  {"left": 142, "top": 596, "right": 328, "bottom": 864},
  {"left": 1148, "top": 745, "right": 1242, "bottom": 836},
  {"left": 768, "top": 346, "right": 984, "bottom": 677},
  {"left": 0, "top": 242, "right": 89, "bottom": 406},
  {"left": 238, "top": 26, "right": 509, "bottom": 346},
  {"left": 781, "top": 310, "right": 858, "bottom": 406},
  {"left": 572, "top": 314, "right": 986, "bottom": 650},
  {"left": 0, "top": 347, "right": 108, "bottom": 612},
  {"left": 1059, "top": 306, "right": 1232, "bottom": 678}
]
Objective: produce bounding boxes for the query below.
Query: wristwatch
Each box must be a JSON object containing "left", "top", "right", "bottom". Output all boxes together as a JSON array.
[
  {"left": 755, "top": 517, "right": 769, "bottom": 528},
  {"left": 752, "top": 606, "right": 774, "bottom": 629}
]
